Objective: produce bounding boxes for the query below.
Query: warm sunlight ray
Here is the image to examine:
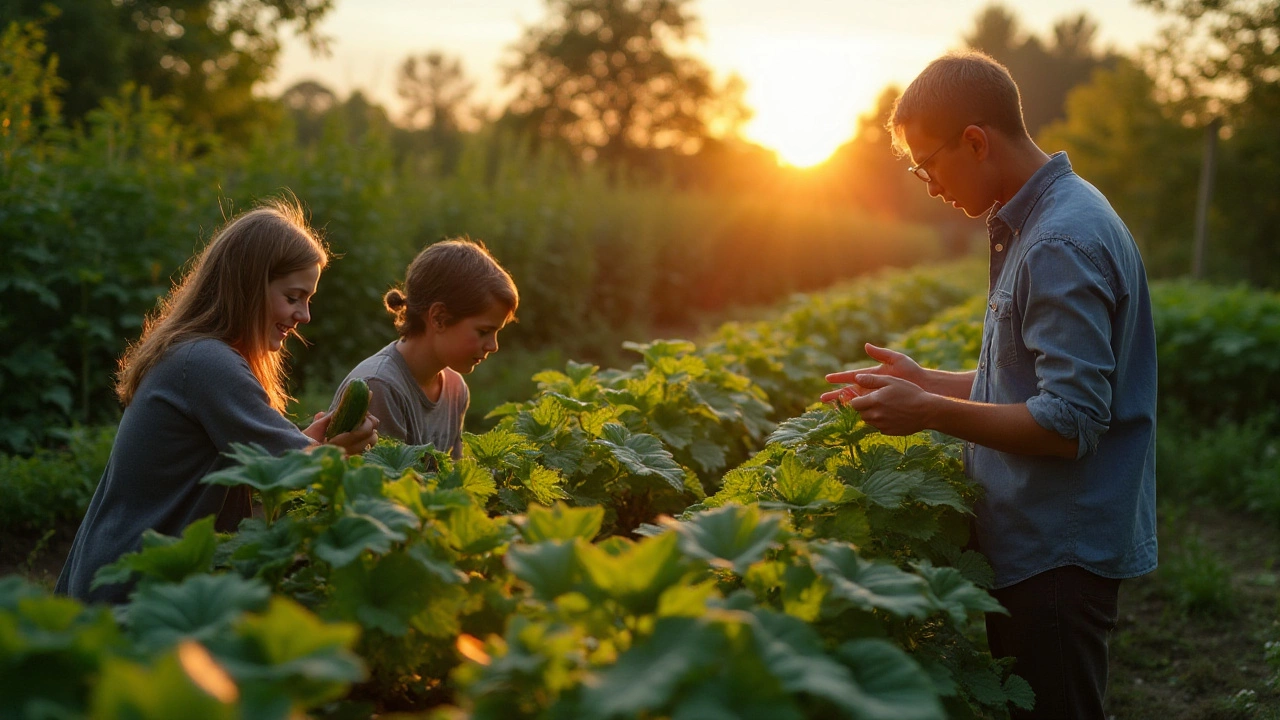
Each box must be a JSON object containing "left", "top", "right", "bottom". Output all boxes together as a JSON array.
[{"left": 726, "top": 34, "right": 891, "bottom": 168}]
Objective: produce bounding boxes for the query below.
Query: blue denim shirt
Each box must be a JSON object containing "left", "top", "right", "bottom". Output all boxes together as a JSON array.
[{"left": 965, "top": 152, "right": 1158, "bottom": 589}]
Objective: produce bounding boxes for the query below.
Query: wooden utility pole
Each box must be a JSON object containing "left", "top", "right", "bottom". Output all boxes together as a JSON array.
[{"left": 1192, "top": 117, "right": 1222, "bottom": 279}]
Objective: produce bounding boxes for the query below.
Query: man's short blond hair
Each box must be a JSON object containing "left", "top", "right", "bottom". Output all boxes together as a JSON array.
[{"left": 887, "top": 50, "right": 1028, "bottom": 158}]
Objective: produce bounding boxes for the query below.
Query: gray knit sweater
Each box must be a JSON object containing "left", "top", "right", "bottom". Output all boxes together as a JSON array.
[{"left": 55, "top": 338, "right": 312, "bottom": 604}]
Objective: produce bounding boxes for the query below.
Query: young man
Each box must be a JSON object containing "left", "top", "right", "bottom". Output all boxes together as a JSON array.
[{"left": 822, "top": 51, "right": 1157, "bottom": 719}]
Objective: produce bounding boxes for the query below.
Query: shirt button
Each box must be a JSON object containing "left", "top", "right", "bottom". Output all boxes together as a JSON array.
[{"left": 994, "top": 243, "right": 1004, "bottom": 252}]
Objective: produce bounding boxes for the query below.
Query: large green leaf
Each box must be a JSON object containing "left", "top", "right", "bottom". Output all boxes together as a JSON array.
[
  {"left": 210, "top": 596, "right": 364, "bottom": 712},
  {"left": 445, "top": 504, "right": 515, "bottom": 555},
  {"left": 579, "top": 616, "right": 723, "bottom": 719},
  {"left": 514, "top": 397, "right": 571, "bottom": 445},
  {"left": 90, "top": 651, "right": 236, "bottom": 720},
  {"left": 858, "top": 469, "right": 922, "bottom": 509},
  {"left": 805, "top": 506, "right": 872, "bottom": 546},
  {"left": 361, "top": 440, "right": 435, "bottom": 475},
  {"left": 704, "top": 466, "right": 767, "bottom": 508},
  {"left": 594, "top": 423, "right": 687, "bottom": 492},
  {"left": 908, "top": 475, "right": 969, "bottom": 514},
  {"left": 203, "top": 445, "right": 325, "bottom": 522},
  {"left": 348, "top": 497, "right": 420, "bottom": 535},
  {"left": 767, "top": 407, "right": 868, "bottom": 448},
  {"left": 405, "top": 542, "right": 467, "bottom": 585},
  {"left": 127, "top": 574, "right": 271, "bottom": 653},
  {"left": 576, "top": 532, "right": 688, "bottom": 615},
  {"left": 834, "top": 639, "right": 946, "bottom": 720},
  {"left": 747, "top": 609, "right": 939, "bottom": 720},
  {"left": 327, "top": 551, "right": 433, "bottom": 637},
  {"left": 1002, "top": 673, "right": 1036, "bottom": 711},
  {"left": 465, "top": 428, "right": 536, "bottom": 468},
  {"left": 766, "top": 409, "right": 838, "bottom": 448},
  {"left": 92, "top": 516, "right": 217, "bottom": 591},
  {"left": 505, "top": 541, "right": 579, "bottom": 601},
  {"left": 623, "top": 339, "right": 698, "bottom": 366},
  {"left": 313, "top": 515, "right": 404, "bottom": 568},
  {"left": 648, "top": 404, "right": 695, "bottom": 449},
  {"left": 535, "top": 429, "right": 589, "bottom": 476},
  {"left": 669, "top": 505, "right": 783, "bottom": 575},
  {"left": 914, "top": 561, "right": 1006, "bottom": 628},
  {"left": 518, "top": 502, "right": 604, "bottom": 543},
  {"left": 688, "top": 437, "right": 728, "bottom": 474},
  {"left": 435, "top": 457, "right": 497, "bottom": 502},
  {"left": 514, "top": 461, "right": 570, "bottom": 506},
  {"left": 203, "top": 445, "right": 322, "bottom": 493},
  {"left": 809, "top": 542, "right": 932, "bottom": 619},
  {"left": 223, "top": 517, "right": 300, "bottom": 581},
  {"left": 340, "top": 465, "right": 387, "bottom": 502},
  {"left": 772, "top": 454, "right": 844, "bottom": 508},
  {"left": 954, "top": 551, "right": 996, "bottom": 589}
]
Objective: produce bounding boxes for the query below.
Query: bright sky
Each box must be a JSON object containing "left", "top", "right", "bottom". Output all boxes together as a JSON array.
[{"left": 267, "top": 0, "right": 1167, "bottom": 167}]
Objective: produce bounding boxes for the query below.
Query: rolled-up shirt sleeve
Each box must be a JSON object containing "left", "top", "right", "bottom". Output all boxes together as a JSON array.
[{"left": 1017, "top": 237, "right": 1117, "bottom": 459}]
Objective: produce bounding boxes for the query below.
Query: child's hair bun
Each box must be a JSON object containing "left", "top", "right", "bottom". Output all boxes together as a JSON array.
[{"left": 384, "top": 288, "right": 408, "bottom": 313}]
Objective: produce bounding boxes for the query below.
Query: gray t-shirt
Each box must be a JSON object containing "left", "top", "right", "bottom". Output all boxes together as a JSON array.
[
  {"left": 55, "top": 338, "right": 313, "bottom": 604},
  {"left": 330, "top": 341, "right": 468, "bottom": 458}
]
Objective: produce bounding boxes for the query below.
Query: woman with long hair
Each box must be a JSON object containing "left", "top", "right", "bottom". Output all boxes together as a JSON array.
[{"left": 56, "top": 196, "right": 378, "bottom": 604}]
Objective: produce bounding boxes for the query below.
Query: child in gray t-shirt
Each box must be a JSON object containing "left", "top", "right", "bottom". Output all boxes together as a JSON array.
[{"left": 334, "top": 238, "right": 518, "bottom": 458}]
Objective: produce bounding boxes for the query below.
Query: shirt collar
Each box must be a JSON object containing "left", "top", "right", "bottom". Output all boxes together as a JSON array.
[{"left": 989, "top": 151, "right": 1074, "bottom": 237}]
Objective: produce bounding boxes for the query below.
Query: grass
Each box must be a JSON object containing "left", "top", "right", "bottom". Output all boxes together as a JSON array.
[{"left": 1105, "top": 504, "right": 1280, "bottom": 719}]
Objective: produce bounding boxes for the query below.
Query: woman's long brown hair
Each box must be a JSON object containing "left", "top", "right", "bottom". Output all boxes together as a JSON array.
[{"left": 115, "top": 197, "right": 329, "bottom": 413}]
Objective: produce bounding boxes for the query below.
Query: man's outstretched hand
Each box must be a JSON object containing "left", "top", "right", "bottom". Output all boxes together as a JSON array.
[{"left": 821, "top": 343, "right": 935, "bottom": 436}]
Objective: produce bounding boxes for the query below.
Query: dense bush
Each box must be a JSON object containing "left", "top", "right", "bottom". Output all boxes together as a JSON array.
[
  {"left": 0, "top": 426, "right": 114, "bottom": 534},
  {"left": 1150, "top": 281, "right": 1280, "bottom": 424}
]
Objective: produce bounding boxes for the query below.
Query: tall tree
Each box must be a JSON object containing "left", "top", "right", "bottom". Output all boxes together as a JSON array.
[
  {"left": 962, "top": 4, "right": 1115, "bottom": 137},
  {"left": 1139, "top": 0, "right": 1280, "bottom": 285},
  {"left": 397, "top": 51, "right": 474, "bottom": 135},
  {"left": 279, "top": 79, "right": 338, "bottom": 146},
  {"left": 1, "top": 0, "right": 333, "bottom": 139},
  {"left": 1038, "top": 58, "right": 1201, "bottom": 276},
  {"left": 502, "top": 0, "right": 744, "bottom": 165}
]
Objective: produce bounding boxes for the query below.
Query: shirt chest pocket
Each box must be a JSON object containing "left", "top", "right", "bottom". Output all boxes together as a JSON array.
[{"left": 989, "top": 290, "right": 1020, "bottom": 368}]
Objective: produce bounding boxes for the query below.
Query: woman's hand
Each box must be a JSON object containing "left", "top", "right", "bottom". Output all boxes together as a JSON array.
[{"left": 304, "top": 411, "right": 380, "bottom": 456}]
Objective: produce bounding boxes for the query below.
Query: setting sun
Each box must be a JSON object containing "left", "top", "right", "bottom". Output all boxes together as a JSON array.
[{"left": 722, "top": 34, "right": 893, "bottom": 167}]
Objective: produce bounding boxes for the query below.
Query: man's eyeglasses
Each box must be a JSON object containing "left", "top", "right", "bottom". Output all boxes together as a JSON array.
[{"left": 906, "top": 123, "right": 984, "bottom": 183}]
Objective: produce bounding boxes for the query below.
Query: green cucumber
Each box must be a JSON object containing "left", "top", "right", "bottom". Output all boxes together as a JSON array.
[{"left": 326, "top": 378, "right": 370, "bottom": 439}]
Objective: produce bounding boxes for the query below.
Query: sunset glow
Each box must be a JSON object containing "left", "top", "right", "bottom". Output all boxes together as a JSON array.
[{"left": 712, "top": 34, "right": 894, "bottom": 167}]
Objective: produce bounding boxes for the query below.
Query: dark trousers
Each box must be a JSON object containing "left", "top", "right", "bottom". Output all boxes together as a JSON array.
[{"left": 986, "top": 565, "right": 1121, "bottom": 720}]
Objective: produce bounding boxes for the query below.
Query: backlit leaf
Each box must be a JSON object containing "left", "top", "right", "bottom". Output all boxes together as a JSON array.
[
  {"left": 127, "top": 574, "right": 271, "bottom": 653},
  {"left": 669, "top": 505, "right": 783, "bottom": 575},
  {"left": 595, "top": 423, "right": 688, "bottom": 492},
  {"left": 518, "top": 502, "right": 604, "bottom": 543},
  {"left": 809, "top": 542, "right": 932, "bottom": 619},
  {"left": 93, "top": 516, "right": 217, "bottom": 590}
]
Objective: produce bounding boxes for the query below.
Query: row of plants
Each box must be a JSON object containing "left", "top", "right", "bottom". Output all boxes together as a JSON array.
[
  {"left": 0, "top": 20, "right": 943, "bottom": 453},
  {"left": 0, "top": 262, "right": 981, "bottom": 536},
  {"left": 3, "top": 263, "right": 1026, "bottom": 717},
  {"left": 3, "top": 412, "right": 1032, "bottom": 718},
  {"left": 8, "top": 264, "right": 1276, "bottom": 716}
]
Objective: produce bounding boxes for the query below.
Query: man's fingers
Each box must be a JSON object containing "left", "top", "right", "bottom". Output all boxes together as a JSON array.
[
  {"left": 864, "top": 343, "right": 903, "bottom": 364},
  {"left": 853, "top": 373, "right": 893, "bottom": 388},
  {"left": 820, "top": 388, "right": 851, "bottom": 403}
]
